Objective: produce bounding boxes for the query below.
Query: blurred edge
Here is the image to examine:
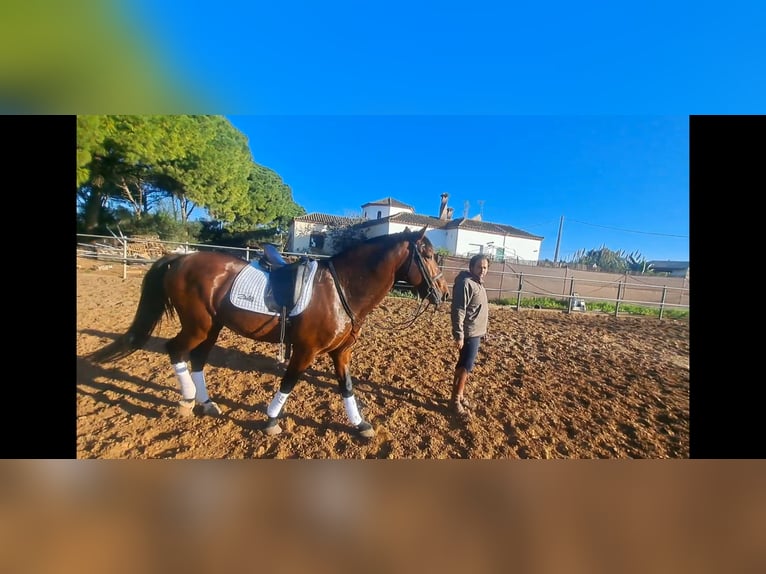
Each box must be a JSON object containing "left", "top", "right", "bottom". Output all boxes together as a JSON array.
[
  {"left": 0, "top": 460, "right": 764, "bottom": 573},
  {"left": 0, "top": 0, "right": 217, "bottom": 114}
]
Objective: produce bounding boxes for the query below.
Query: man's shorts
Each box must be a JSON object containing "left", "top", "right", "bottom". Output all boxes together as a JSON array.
[{"left": 456, "top": 336, "right": 482, "bottom": 372}]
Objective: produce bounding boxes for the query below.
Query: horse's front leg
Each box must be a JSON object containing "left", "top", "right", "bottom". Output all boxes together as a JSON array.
[
  {"left": 263, "top": 345, "right": 315, "bottom": 436},
  {"left": 330, "top": 345, "right": 375, "bottom": 438}
]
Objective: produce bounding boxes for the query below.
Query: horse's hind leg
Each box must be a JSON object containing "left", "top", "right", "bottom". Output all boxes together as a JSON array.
[
  {"left": 167, "top": 318, "right": 223, "bottom": 417},
  {"left": 187, "top": 323, "right": 224, "bottom": 416},
  {"left": 330, "top": 345, "right": 375, "bottom": 438}
]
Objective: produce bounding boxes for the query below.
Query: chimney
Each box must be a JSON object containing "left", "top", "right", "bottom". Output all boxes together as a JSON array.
[
  {"left": 446, "top": 207, "right": 454, "bottom": 220},
  {"left": 439, "top": 193, "right": 449, "bottom": 219}
]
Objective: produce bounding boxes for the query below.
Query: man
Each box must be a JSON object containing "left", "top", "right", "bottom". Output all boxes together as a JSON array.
[{"left": 450, "top": 253, "right": 490, "bottom": 417}]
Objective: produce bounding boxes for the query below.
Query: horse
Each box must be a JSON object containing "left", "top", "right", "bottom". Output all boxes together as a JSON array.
[{"left": 88, "top": 227, "right": 450, "bottom": 438}]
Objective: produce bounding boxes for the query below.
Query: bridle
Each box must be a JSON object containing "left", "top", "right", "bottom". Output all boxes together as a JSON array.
[
  {"left": 404, "top": 239, "right": 445, "bottom": 307},
  {"left": 363, "top": 238, "right": 445, "bottom": 331},
  {"left": 342, "top": 237, "right": 448, "bottom": 334}
]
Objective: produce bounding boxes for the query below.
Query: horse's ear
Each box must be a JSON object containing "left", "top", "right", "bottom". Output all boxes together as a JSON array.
[
  {"left": 417, "top": 226, "right": 427, "bottom": 239},
  {"left": 403, "top": 226, "right": 411, "bottom": 233}
]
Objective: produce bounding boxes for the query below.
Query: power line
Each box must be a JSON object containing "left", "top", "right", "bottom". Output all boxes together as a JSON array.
[{"left": 567, "top": 219, "right": 688, "bottom": 238}]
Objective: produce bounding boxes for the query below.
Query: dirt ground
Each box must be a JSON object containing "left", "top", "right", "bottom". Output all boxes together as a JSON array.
[{"left": 76, "top": 259, "right": 689, "bottom": 459}]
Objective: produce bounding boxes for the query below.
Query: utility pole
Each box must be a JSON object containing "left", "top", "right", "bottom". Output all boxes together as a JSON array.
[{"left": 553, "top": 215, "right": 564, "bottom": 263}]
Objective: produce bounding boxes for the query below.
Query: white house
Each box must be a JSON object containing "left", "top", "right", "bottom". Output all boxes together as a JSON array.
[
  {"left": 287, "top": 194, "right": 543, "bottom": 263},
  {"left": 287, "top": 212, "right": 360, "bottom": 254}
]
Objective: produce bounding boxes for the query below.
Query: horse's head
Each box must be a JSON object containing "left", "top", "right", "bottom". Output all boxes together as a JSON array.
[{"left": 398, "top": 227, "right": 450, "bottom": 306}]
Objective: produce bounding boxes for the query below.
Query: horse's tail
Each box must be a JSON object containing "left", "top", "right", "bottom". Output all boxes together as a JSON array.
[{"left": 88, "top": 253, "right": 184, "bottom": 364}]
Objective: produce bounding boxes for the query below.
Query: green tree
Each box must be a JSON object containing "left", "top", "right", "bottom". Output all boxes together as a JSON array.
[
  {"left": 227, "top": 163, "right": 305, "bottom": 232},
  {"left": 570, "top": 246, "right": 628, "bottom": 272},
  {"left": 569, "top": 246, "right": 653, "bottom": 273},
  {"left": 77, "top": 115, "right": 180, "bottom": 230},
  {"left": 77, "top": 115, "right": 261, "bottom": 232},
  {"left": 326, "top": 220, "right": 367, "bottom": 253}
]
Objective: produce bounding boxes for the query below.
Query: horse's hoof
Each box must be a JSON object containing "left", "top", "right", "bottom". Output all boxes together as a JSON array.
[
  {"left": 264, "top": 418, "right": 282, "bottom": 436},
  {"left": 357, "top": 421, "right": 376, "bottom": 438},
  {"left": 199, "top": 400, "right": 222, "bottom": 416},
  {"left": 178, "top": 399, "right": 195, "bottom": 417}
]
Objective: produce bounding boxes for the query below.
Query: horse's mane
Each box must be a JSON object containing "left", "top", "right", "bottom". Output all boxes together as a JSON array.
[{"left": 330, "top": 229, "right": 431, "bottom": 262}]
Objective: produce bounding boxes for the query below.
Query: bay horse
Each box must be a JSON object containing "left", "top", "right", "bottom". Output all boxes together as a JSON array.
[{"left": 88, "top": 227, "right": 449, "bottom": 438}]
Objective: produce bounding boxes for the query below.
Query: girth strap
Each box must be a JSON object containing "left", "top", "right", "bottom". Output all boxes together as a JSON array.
[
  {"left": 327, "top": 260, "right": 357, "bottom": 328},
  {"left": 278, "top": 306, "right": 287, "bottom": 363}
]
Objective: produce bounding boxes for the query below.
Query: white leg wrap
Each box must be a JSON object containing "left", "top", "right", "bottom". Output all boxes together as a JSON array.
[
  {"left": 343, "top": 396, "right": 363, "bottom": 426},
  {"left": 267, "top": 391, "right": 290, "bottom": 418},
  {"left": 173, "top": 362, "right": 196, "bottom": 401},
  {"left": 191, "top": 371, "right": 210, "bottom": 403}
]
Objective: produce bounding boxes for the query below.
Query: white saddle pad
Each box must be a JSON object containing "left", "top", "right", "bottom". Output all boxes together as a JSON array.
[{"left": 229, "top": 260, "right": 318, "bottom": 316}]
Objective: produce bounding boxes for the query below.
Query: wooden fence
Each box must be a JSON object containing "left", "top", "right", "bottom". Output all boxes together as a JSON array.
[{"left": 77, "top": 234, "right": 689, "bottom": 319}]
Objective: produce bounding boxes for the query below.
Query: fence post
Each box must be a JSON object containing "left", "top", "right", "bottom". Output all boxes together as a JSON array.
[
  {"left": 498, "top": 263, "right": 505, "bottom": 300},
  {"left": 567, "top": 277, "right": 576, "bottom": 314},
  {"left": 659, "top": 286, "right": 668, "bottom": 320},
  {"left": 516, "top": 273, "right": 523, "bottom": 311},
  {"left": 615, "top": 281, "right": 623, "bottom": 317},
  {"left": 122, "top": 241, "right": 128, "bottom": 280}
]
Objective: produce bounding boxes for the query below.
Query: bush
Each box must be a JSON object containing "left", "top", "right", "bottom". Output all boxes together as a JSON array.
[{"left": 114, "top": 213, "right": 202, "bottom": 244}]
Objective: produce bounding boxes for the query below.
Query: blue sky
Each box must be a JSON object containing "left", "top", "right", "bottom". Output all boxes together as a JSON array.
[
  {"left": 228, "top": 114, "right": 689, "bottom": 262},
  {"left": 118, "top": 1, "right": 766, "bottom": 262}
]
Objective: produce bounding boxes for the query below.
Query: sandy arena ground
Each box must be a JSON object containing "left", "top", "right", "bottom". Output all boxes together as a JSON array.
[{"left": 76, "top": 260, "right": 689, "bottom": 458}]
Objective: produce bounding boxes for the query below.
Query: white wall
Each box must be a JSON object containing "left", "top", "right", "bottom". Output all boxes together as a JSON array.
[
  {"left": 495, "top": 236, "right": 541, "bottom": 262},
  {"left": 455, "top": 230, "right": 541, "bottom": 262},
  {"left": 288, "top": 220, "right": 322, "bottom": 253},
  {"left": 362, "top": 204, "right": 412, "bottom": 221},
  {"left": 289, "top": 212, "right": 541, "bottom": 263}
]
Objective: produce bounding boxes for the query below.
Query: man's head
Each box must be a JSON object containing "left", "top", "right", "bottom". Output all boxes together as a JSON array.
[{"left": 469, "top": 254, "right": 489, "bottom": 282}]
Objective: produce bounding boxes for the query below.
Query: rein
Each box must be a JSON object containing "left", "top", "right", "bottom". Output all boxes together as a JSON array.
[{"left": 368, "top": 239, "right": 445, "bottom": 333}]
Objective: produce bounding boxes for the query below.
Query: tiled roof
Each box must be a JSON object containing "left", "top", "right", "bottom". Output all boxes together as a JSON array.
[
  {"left": 358, "top": 212, "right": 543, "bottom": 240},
  {"left": 440, "top": 217, "right": 543, "bottom": 239},
  {"left": 293, "top": 212, "right": 361, "bottom": 226},
  {"left": 358, "top": 212, "right": 436, "bottom": 230},
  {"left": 360, "top": 197, "right": 415, "bottom": 211}
]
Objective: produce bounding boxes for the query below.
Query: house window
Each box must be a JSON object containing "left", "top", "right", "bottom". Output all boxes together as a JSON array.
[
  {"left": 309, "top": 233, "right": 325, "bottom": 249},
  {"left": 495, "top": 247, "right": 505, "bottom": 260},
  {"left": 377, "top": 210, "right": 382, "bottom": 219}
]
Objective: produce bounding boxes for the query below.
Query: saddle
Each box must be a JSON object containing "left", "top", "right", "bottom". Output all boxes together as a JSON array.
[
  {"left": 260, "top": 244, "right": 288, "bottom": 270},
  {"left": 257, "top": 245, "right": 313, "bottom": 363},
  {"left": 264, "top": 260, "right": 312, "bottom": 313}
]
